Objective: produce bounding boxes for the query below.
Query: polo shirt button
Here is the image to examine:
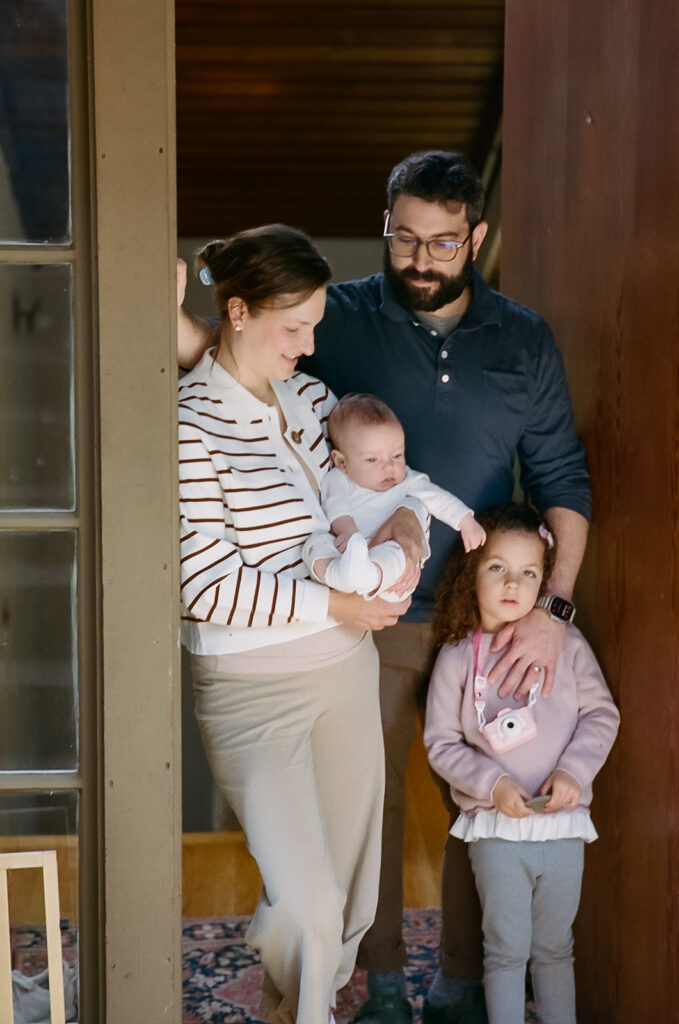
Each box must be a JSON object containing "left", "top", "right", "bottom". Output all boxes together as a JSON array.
[
  {"left": 412, "top": 321, "right": 420, "bottom": 327},
  {"left": 441, "top": 374, "right": 450, "bottom": 384},
  {"left": 430, "top": 330, "right": 437, "bottom": 336},
  {"left": 441, "top": 350, "right": 448, "bottom": 359}
]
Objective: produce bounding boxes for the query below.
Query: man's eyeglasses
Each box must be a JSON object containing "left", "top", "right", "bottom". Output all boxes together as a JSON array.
[{"left": 383, "top": 214, "right": 470, "bottom": 263}]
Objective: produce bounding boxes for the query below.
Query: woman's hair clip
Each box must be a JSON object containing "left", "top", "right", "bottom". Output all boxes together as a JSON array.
[
  {"left": 538, "top": 523, "right": 555, "bottom": 548},
  {"left": 199, "top": 265, "right": 213, "bottom": 286}
]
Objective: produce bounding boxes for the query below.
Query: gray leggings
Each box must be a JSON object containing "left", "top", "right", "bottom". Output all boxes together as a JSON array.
[{"left": 468, "top": 838, "right": 584, "bottom": 1024}]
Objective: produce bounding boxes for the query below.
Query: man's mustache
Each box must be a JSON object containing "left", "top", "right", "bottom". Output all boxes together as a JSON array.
[{"left": 399, "top": 268, "right": 444, "bottom": 282}]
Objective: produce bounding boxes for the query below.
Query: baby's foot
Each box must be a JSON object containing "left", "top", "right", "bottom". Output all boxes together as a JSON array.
[{"left": 324, "top": 533, "right": 381, "bottom": 594}]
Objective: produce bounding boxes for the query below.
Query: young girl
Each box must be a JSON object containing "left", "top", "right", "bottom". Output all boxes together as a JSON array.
[{"left": 424, "top": 504, "right": 619, "bottom": 1024}]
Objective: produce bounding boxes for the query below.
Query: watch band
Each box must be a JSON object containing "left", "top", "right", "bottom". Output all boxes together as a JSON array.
[{"left": 535, "top": 593, "right": 576, "bottom": 623}]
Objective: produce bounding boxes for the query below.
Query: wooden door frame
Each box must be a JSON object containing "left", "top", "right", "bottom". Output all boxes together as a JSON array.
[{"left": 91, "top": 0, "right": 181, "bottom": 1018}]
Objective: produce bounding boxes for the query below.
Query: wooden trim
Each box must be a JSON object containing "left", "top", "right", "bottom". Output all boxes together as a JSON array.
[{"left": 91, "top": 0, "right": 181, "bottom": 1020}]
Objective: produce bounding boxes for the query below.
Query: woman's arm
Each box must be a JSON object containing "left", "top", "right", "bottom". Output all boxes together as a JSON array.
[
  {"left": 180, "top": 506, "right": 331, "bottom": 629},
  {"left": 177, "top": 258, "right": 218, "bottom": 370},
  {"left": 328, "top": 589, "right": 411, "bottom": 630}
]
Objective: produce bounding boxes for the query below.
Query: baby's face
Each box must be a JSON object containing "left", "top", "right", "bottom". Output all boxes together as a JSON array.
[{"left": 333, "top": 421, "right": 407, "bottom": 491}]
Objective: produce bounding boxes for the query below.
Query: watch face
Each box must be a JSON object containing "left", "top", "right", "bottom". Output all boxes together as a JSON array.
[{"left": 550, "top": 596, "right": 575, "bottom": 622}]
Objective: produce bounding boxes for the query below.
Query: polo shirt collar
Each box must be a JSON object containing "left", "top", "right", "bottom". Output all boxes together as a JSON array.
[{"left": 378, "top": 268, "right": 502, "bottom": 331}]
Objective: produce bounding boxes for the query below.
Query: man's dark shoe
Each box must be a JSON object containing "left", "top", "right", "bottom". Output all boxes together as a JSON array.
[
  {"left": 421, "top": 985, "right": 488, "bottom": 1024},
  {"left": 352, "top": 987, "right": 413, "bottom": 1023}
]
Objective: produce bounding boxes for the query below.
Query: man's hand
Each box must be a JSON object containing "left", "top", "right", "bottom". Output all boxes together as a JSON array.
[
  {"left": 539, "top": 769, "right": 581, "bottom": 811},
  {"left": 492, "top": 776, "right": 533, "bottom": 818},
  {"left": 488, "top": 607, "right": 565, "bottom": 699},
  {"left": 328, "top": 590, "right": 410, "bottom": 631},
  {"left": 369, "top": 507, "right": 426, "bottom": 597},
  {"left": 331, "top": 515, "right": 359, "bottom": 553}
]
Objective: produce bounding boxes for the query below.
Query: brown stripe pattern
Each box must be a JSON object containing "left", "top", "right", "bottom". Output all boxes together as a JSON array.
[{"left": 179, "top": 369, "right": 336, "bottom": 630}]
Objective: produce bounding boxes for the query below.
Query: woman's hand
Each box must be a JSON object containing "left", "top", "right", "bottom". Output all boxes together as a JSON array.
[
  {"left": 540, "top": 769, "right": 581, "bottom": 811},
  {"left": 492, "top": 775, "right": 533, "bottom": 818},
  {"left": 369, "top": 507, "right": 426, "bottom": 597},
  {"left": 328, "top": 590, "right": 411, "bottom": 631},
  {"left": 177, "top": 257, "right": 188, "bottom": 308}
]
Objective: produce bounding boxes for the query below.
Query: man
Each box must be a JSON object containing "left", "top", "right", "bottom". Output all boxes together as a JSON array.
[{"left": 178, "top": 151, "right": 590, "bottom": 1024}]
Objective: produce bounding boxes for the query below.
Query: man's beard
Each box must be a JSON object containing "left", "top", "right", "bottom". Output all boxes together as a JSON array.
[{"left": 383, "top": 247, "right": 474, "bottom": 313}]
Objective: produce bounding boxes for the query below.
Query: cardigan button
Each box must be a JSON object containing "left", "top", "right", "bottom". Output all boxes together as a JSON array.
[{"left": 290, "top": 429, "right": 304, "bottom": 444}]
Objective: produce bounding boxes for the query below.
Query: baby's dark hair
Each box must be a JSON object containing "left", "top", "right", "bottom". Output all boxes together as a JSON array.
[
  {"left": 432, "top": 503, "right": 557, "bottom": 648},
  {"left": 328, "top": 393, "right": 402, "bottom": 451}
]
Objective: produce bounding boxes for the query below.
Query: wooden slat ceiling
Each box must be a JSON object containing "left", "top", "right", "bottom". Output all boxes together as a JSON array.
[{"left": 176, "top": 0, "right": 505, "bottom": 238}]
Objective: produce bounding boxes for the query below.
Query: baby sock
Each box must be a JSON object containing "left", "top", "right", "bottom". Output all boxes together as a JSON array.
[
  {"left": 324, "top": 533, "right": 381, "bottom": 595},
  {"left": 370, "top": 540, "right": 407, "bottom": 600}
]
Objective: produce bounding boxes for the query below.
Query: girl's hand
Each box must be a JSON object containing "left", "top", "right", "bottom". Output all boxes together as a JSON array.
[
  {"left": 540, "top": 769, "right": 581, "bottom": 811},
  {"left": 492, "top": 776, "right": 533, "bottom": 818},
  {"left": 327, "top": 589, "right": 411, "bottom": 631}
]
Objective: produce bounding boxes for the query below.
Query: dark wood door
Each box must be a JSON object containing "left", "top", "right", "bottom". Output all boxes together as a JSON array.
[{"left": 502, "top": 1, "right": 679, "bottom": 1019}]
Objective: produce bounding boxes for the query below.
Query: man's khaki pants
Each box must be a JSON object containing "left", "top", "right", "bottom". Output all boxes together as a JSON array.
[{"left": 356, "top": 621, "right": 483, "bottom": 978}]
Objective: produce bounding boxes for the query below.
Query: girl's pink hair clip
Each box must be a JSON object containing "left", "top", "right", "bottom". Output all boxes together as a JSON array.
[{"left": 538, "top": 523, "right": 555, "bottom": 549}]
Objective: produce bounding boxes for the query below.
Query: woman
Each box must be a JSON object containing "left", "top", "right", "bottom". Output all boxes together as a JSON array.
[{"left": 178, "top": 224, "right": 412, "bottom": 1024}]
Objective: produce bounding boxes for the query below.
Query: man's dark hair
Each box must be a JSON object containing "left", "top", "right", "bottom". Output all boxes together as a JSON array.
[{"left": 386, "top": 151, "right": 485, "bottom": 228}]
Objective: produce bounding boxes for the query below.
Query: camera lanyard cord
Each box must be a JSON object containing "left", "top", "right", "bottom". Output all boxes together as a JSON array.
[{"left": 471, "top": 626, "right": 539, "bottom": 731}]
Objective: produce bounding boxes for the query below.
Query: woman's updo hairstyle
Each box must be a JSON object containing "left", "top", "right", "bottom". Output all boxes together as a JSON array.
[
  {"left": 432, "top": 503, "right": 558, "bottom": 648},
  {"left": 195, "top": 224, "right": 331, "bottom": 320}
]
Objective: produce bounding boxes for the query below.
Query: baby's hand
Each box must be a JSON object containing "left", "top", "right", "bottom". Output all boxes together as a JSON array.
[
  {"left": 492, "top": 775, "right": 533, "bottom": 818},
  {"left": 459, "top": 512, "right": 486, "bottom": 552},
  {"left": 331, "top": 515, "right": 358, "bottom": 553},
  {"left": 539, "top": 769, "right": 581, "bottom": 811}
]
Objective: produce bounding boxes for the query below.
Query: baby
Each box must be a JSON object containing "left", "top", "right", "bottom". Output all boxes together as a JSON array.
[{"left": 303, "top": 393, "right": 486, "bottom": 599}]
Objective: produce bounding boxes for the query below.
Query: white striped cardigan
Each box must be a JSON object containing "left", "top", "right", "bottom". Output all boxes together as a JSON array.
[{"left": 179, "top": 350, "right": 338, "bottom": 654}]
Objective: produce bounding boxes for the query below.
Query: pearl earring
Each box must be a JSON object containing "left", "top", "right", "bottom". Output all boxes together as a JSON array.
[{"left": 235, "top": 325, "right": 243, "bottom": 332}]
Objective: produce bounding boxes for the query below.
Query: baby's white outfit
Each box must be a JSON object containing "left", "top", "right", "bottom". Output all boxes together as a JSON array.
[{"left": 303, "top": 466, "right": 473, "bottom": 600}]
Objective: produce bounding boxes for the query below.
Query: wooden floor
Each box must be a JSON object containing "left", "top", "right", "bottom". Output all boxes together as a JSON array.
[{"left": 182, "top": 720, "right": 449, "bottom": 917}]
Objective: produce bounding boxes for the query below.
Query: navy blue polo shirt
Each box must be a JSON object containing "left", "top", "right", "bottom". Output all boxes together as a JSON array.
[{"left": 300, "top": 269, "right": 591, "bottom": 622}]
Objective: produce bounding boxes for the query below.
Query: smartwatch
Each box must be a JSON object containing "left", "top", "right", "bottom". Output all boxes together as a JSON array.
[{"left": 535, "top": 594, "right": 576, "bottom": 624}]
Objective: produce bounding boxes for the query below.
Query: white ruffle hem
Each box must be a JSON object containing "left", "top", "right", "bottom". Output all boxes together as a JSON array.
[{"left": 451, "top": 808, "right": 598, "bottom": 843}]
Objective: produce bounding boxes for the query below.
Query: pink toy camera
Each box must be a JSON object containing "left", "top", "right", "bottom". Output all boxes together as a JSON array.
[{"left": 481, "top": 706, "right": 537, "bottom": 753}]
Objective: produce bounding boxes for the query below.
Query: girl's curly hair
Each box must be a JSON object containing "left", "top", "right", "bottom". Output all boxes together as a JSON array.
[{"left": 431, "top": 503, "right": 557, "bottom": 649}]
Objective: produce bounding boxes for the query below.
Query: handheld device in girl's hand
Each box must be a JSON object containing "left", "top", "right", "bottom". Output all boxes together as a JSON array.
[{"left": 524, "top": 794, "right": 551, "bottom": 812}]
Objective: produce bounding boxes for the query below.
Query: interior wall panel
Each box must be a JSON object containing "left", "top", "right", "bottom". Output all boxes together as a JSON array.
[{"left": 502, "top": 1, "right": 679, "bottom": 1020}]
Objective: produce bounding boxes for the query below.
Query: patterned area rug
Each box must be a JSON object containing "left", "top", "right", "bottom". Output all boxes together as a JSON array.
[
  {"left": 182, "top": 909, "right": 541, "bottom": 1023},
  {"left": 10, "top": 924, "right": 79, "bottom": 973}
]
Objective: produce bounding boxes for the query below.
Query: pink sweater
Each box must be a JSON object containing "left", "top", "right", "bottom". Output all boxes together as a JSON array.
[{"left": 424, "top": 625, "right": 619, "bottom": 816}]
